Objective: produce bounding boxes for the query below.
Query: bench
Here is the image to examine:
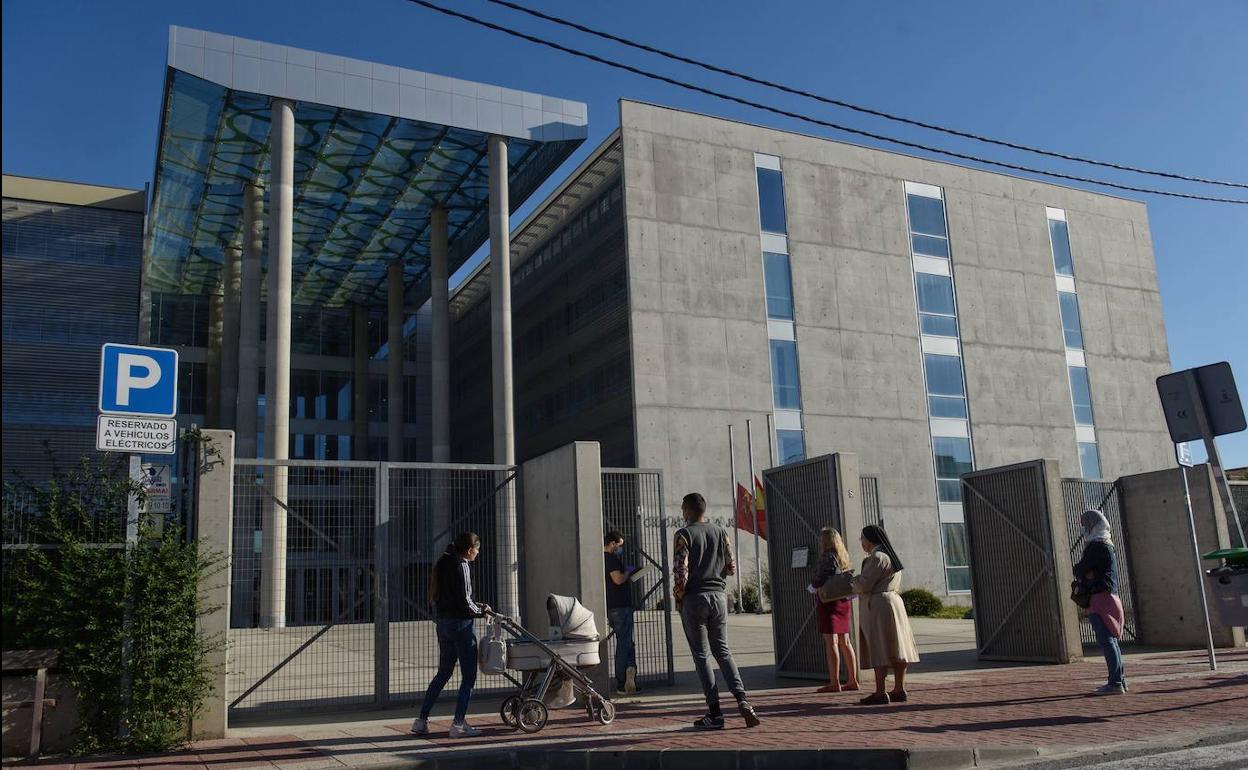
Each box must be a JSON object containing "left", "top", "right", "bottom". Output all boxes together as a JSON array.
[{"left": 2, "top": 650, "right": 59, "bottom": 758}]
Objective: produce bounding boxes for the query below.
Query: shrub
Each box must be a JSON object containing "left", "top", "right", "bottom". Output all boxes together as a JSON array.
[{"left": 901, "top": 588, "right": 943, "bottom": 617}]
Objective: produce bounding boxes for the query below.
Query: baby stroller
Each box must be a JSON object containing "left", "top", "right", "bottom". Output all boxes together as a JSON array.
[{"left": 485, "top": 594, "right": 616, "bottom": 733}]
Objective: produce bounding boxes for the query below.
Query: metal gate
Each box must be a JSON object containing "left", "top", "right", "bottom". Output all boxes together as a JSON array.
[
  {"left": 763, "top": 455, "right": 845, "bottom": 679},
  {"left": 228, "top": 459, "right": 521, "bottom": 717},
  {"left": 962, "top": 460, "right": 1082, "bottom": 663},
  {"left": 861, "top": 475, "right": 882, "bottom": 529},
  {"left": 601, "top": 468, "right": 675, "bottom": 687},
  {"left": 1061, "top": 479, "right": 1140, "bottom": 646}
]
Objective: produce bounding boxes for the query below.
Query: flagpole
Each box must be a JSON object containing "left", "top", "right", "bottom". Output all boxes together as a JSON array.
[
  {"left": 765, "top": 413, "right": 776, "bottom": 467},
  {"left": 728, "top": 424, "right": 742, "bottom": 613},
  {"left": 746, "top": 418, "right": 763, "bottom": 614}
]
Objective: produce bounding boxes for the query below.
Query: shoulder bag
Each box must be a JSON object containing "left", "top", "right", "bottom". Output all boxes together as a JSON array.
[{"left": 817, "top": 570, "right": 855, "bottom": 603}]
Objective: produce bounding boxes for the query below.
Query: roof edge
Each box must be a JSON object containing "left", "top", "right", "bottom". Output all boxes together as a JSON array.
[{"left": 2, "top": 174, "right": 147, "bottom": 212}]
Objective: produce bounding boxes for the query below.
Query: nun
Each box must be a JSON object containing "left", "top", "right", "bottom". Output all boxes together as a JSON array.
[{"left": 850, "top": 525, "right": 921, "bottom": 705}]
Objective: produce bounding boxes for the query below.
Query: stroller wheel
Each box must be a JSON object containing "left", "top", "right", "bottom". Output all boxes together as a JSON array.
[
  {"left": 517, "top": 698, "right": 549, "bottom": 733},
  {"left": 500, "top": 695, "right": 522, "bottom": 729},
  {"left": 595, "top": 699, "right": 616, "bottom": 725}
]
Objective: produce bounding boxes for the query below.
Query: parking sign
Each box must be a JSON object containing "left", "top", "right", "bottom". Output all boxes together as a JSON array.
[{"left": 99, "top": 343, "right": 179, "bottom": 417}]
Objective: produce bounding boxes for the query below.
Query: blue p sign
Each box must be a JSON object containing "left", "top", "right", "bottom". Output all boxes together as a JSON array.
[{"left": 99, "top": 343, "right": 179, "bottom": 417}]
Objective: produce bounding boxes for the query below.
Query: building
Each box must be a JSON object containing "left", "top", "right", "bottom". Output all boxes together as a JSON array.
[
  {"left": 449, "top": 101, "right": 1175, "bottom": 597},
  {"left": 2, "top": 175, "right": 146, "bottom": 485}
]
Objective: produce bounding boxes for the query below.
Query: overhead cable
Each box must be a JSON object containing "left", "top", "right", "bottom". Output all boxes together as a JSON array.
[
  {"left": 405, "top": 0, "right": 1248, "bottom": 204},
  {"left": 485, "top": 0, "right": 1247, "bottom": 191}
]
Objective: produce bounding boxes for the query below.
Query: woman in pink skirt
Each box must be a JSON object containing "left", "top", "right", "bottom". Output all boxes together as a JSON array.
[{"left": 809, "top": 527, "right": 859, "bottom": 693}]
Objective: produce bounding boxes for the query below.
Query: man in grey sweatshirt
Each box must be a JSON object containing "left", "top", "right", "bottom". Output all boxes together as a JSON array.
[{"left": 673, "top": 492, "right": 761, "bottom": 730}]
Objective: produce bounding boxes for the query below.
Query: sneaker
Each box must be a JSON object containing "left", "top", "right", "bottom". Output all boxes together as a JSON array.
[
  {"left": 889, "top": 690, "right": 909, "bottom": 703},
  {"left": 693, "top": 714, "right": 725, "bottom": 730},
  {"left": 625, "top": 665, "right": 638, "bottom": 694},
  {"left": 409, "top": 717, "right": 428, "bottom": 735},
  {"left": 1092, "top": 683, "right": 1126, "bottom": 696},
  {"left": 737, "top": 700, "right": 761, "bottom": 728},
  {"left": 448, "top": 721, "right": 482, "bottom": 738}
]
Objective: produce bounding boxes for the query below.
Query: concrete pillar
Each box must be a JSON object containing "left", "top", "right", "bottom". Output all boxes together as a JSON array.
[
  {"left": 387, "top": 262, "right": 405, "bottom": 462},
  {"left": 488, "top": 135, "right": 519, "bottom": 617},
  {"left": 220, "top": 245, "right": 241, "bottom": 430},
  {"left": 430, "top": 205, "right": 451, "bottom": 463},
  {"left": 206, "top": 292, "right": 223, "bottom": 426},
  {"left": 353, "top": 304, "right": 369, "bottom": 460},
  {"left": 193, "top": 429, "right": 234, "bottom": 738},
  {"left": 260, "top": 98, "right": 294, "bottom": 629},
  {"left": 236, "top": 185, "right": 263, "bottom": 460}
]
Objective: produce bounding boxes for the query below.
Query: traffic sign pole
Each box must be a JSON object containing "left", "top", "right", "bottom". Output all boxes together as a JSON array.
[
  {"left": 1184, "top": 370, "right": 1247, "bottom": 548},
  {"left": 1178, "top": 460, "right": 1217, "bottom": 672}
]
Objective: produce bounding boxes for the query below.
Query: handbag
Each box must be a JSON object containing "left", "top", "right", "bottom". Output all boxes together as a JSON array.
[
  {"left": 478, "top": 617, "right": 508, "bottom": 674},
  {"left": 1070, "top": 579, "right": 1092, "bottom": 610},
  {"left": 817, "top": 570, "right": 855, "bottom": 603}
]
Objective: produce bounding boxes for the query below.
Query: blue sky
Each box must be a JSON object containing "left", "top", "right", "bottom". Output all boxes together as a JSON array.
[{"left": 4, "top": 0, "right": 1245, "bottom": 465}]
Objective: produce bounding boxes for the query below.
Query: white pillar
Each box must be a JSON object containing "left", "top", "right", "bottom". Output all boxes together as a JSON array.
[
  {"left": 220, "top": 245, "right": 241, "bottom": 430},
  {"left": 489, "top": 135, "right": 519, "bottom": 618},
  {"left": 261, "top": 98, "right": 294, "bottom": 629},
  {"left": 430, "top": 205, "right": 451, "bottom": 463},
  {"left": 236, "top": 184, "right": 263, "bottom": 460},
  {"left": 353, "top": 304, "right": 370, "bottom": 460},
  {"left": 387, "top": 262, "right": 405, "bottom": 462}
]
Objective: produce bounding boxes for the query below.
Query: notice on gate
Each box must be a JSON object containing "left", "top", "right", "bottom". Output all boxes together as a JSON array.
[
  {"left": 140, "top": 464, "right": 172, "bottom": 513},
  {"left": 96, "top": 414, "right": 177, "bottom": 454}
]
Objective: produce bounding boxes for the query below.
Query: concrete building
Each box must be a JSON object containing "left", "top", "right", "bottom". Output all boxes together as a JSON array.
[
  {"left": 2, "top": 175, "right": 146, "bottom": 484},
  {"left": 448, "top": 101, "right": 1175, "bottom": 597}
]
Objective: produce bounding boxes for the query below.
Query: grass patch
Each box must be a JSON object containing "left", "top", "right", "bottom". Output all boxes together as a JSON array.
[{"left": 929, "top": 605, "right": 972, "bottom": 619}]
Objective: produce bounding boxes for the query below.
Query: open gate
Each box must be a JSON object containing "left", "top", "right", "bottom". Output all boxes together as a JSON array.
[
  {"left": 962, "top": 460, "right": 1082, "bottom": 663},
  {"left": 1061, "top": 479, "right": 1141, "bottom": 646}
]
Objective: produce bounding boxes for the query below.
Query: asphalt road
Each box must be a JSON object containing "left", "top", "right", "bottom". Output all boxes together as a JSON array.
[{"left": 1011, "top": 737, "right": 1248, "bottom": 770}]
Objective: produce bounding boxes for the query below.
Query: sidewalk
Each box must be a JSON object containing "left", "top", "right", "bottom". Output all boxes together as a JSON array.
[{"left": 23, "top": 647, "right": 1248, "bottom": 770}]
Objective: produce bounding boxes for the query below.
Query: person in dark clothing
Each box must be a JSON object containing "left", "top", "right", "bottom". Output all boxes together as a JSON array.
[
  {"left": 604, "top": 530, "right": 640, "bottom": 694},
  {"left": 674, "top": 492, "right": 761, "bottom": 730},
  {"left": 1073, "top": 509, "right": 1126, "bottom": 695},
  {"left": 411, "top": 532, "right": 491, "bottom": 737}
]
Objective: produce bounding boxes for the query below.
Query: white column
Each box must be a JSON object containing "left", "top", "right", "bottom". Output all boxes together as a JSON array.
[
  {"left": 387, "top": 262, "right": 405, "bottom": 462},
  {"left": 220, "top": 245, "right": 241, "bottom": 430},
  {"left": 489, "top": 135, "right": 519, "bottom": 618},
  {"left": 430, "top": 205, "right": 451, "bottom": 463},
  {"left": 261, "top": 98, "right": 294, "bottom": 629},
  {"left": 353, "top": 304, "right": 370, "bottom": 460},
  {"left": 236, "top": 184, "right": 263, "bottom": 460}
]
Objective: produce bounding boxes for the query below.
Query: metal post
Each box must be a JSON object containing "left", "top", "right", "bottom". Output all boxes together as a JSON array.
[
  {"left": 118, "top": 455, "right": 142, "bottom": 739},
  {"left": 1185, "top": 371, "right": 1247, "bottom": 548},
  {"left": 387, "top": 262, "right": 405, "bottom": 462},
  {"left": 746, "top": 419, "right": 763, "bottom": 613},
  {"left": 765, "top": 413, "right": 776, "bottom": 467},
  {"left": 728, "top": 425, "right": 742, "bottom": 612},
  {"left": 1179, "top": 463, "right": 1218, "bottom": 671},
  {"left": 374, "top": 463, "right": 390, "bottom": 704},
  {"left": 352, "top": 305, "right": 369, "bottom": 460}
]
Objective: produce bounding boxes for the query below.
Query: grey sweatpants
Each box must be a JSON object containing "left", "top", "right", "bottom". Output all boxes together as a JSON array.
[{"left": 679, "top": 592, "right": 747, "bottom": 715}]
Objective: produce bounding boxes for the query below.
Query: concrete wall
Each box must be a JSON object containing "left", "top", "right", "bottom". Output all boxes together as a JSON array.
[
  {"left": 1120, "top": 464, "right": 1245, "bottom": 649},
  {"left": 618, "top": 100, "right": 1174, "bottom": 597},
  {"left": 519, "top": 442, "right": 607, "bottom": 691},
  {"left": 193, "top": 430, "right": 234, "bottom": 738}
]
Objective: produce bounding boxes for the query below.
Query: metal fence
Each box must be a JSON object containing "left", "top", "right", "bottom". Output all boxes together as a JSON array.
[
  {"left": 600, "top": 468, "right": 674, "bottom": 688},
  {"left": 860, "top": 475, "right": 882, "bottom": 529},
  {"left": 1231, "top": 482, "right": 1248, "bottom": 545},
  {"left": 1061, "top": 479, "right": 1140, "bottom": 646},
  {"left": 228, "top": 459, "right": 522, "bottom": 717}
]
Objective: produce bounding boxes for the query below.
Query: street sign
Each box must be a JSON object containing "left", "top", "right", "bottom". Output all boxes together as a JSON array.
[
  {"left": 140, "top": 464, "right": 172, "bottom": 513},
  {"left": 1156, "top": 362, "right": 1245, "bottom": 443},
  {"left": 99, "top": 343, "right": 179, "bottom": 417},
  {"left": 96, "top": 415, "right": 177, "bottom": 454}
]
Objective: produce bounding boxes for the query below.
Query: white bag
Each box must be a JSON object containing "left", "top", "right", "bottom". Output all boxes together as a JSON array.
[{"left": 479, "top": 618, "right": 507, "bottom": 674}]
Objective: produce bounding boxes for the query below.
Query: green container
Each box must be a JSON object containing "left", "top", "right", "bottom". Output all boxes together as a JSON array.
[{"left": 1201, "top": 547, "right": 1248, "bottom": 569}]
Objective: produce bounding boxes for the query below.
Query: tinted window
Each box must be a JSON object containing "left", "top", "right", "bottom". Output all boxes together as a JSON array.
[
  {"left": 1059, "top": 292, "right": 1084, "bottom": 349},
  {"left": 907, "top": 194, "right": 948, "bottom": 238},
  {"left": 1050, "top": 219, "right": 1074, "bottom": 276},
  {"left": 917, "top": 273, "right": 958, "bottom": 336},
  {"left": 769, "top": 339, "right": 802, "bottom": 409},
  {"left": 1069, "top": 366, "right": 1095, "bottom": 425},
  {"left": 777, "top": 429, "right": 806, "bottom": 465},
  {"left": 924, "top": 354, "right": 966, "bottom": 397},
  {"left": 1078, "top": 442, "right": 1102, "bottom": 479},
  {"left": 757, "top": 168, "right": 788, "bottom": 234},
  {"left": 933, "top": 436, "right": 973, "bottom": 481},
  {"left": 763, "top": 252, "right": 794, "bottom": 320}
]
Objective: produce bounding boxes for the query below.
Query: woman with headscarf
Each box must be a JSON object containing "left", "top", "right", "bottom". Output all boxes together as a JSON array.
[
  {"left": 850, "top": 525, "right": 920, "bottom": 705},
  {"left": 1073, "top": 509, "right": 1126, "bottom": 695}
]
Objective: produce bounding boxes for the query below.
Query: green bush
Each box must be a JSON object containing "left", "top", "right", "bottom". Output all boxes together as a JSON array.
[
  {"left": 6, "top": 452, "right": 223, "bottom": 754},
  {"left": 901, "top": 588, "right": 943, "bottom": 617}
]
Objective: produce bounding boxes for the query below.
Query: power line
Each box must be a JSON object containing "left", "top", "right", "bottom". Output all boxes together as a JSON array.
[
  {"left": 485, "top": 0, "right": 1248, "bottom": 192},
  {"left": 406, "top": 0, "right": 1248, "bottom": 204}
]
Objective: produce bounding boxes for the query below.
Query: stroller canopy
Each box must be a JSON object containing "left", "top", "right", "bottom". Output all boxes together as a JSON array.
[{"left": 546, "top": 594, "right": 599, "bottom": 640}]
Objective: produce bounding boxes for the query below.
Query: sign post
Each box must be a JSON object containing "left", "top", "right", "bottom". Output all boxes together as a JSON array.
[{"left": 1177, "top": 448, "right": 1218, "bottom": 672}]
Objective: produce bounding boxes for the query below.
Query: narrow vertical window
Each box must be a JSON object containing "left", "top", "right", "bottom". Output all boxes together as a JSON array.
[
  {"left": 1069, "top": 366, "right": 1095, "bottom": 425},
  {"left": 1078, "top": 442, "right": 1102, "bottom": 479},
  {"left": 1058, "top": 292, "right": 1084, "bottom": 350},
  {"left": 756, "top": 168, "right": 787, "bottom": 234},
  {"left": 763, "top": 252, "right": 794, "bottom": 320},
  {"left": 776, "top": 429, "right": 806, "bottom": 464},
  {"left": 1049, "top": 219, "right": 1074, "bottom": 276},
  {"left": 769, "top": 339, "right": 802, "bottom": 410}
]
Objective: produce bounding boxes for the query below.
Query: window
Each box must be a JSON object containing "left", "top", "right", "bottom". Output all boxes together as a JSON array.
[
  {"left": 915, "top": 273, "right": 958, "bottom": 337},
  {"left": 942, "top": 522, "right": 971, "bottom": 592},
  {"left": 763, "top": 252, "right": 794, "bottom": 320},
  {"left": 777, "top": 429, "right": 806, "bottom": 465},
  {"left": 1049, "top": 219, "right": 1074, "bottom": 276},
  {"left": 769, "top": 339, "right": 802, "bottom": 409},
  {"left": 932, "top": 436, "right": 973, "bottom": 502},
  {"left": 907, "top": 194, "right": 949, "bottom": 258},
  {"left": 756, "top": 168, "right": 788, "bottom": 234},
  {"left": 1069, "top": 366, "right": 1095, "bottom": 425},
  {"left": 1058, "top": 292, "right": 1084, "bottom": 350},
  {"left": 1078, "top": 442, "right": 1102, "bottom": 480},
  {"left": 924, "top": 353, "right": 968, "bottom": 418}
]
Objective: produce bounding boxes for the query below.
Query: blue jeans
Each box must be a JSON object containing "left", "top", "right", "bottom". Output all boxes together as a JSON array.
[
  {"left": 420, "top": 618, "right": 478, "bottom": 722},
  {"left": 1090, "top": 613, "right": 1124, "bottom": 687},
  {"left": 607, "top": 607, "right": 636, "bottom": 688}
]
